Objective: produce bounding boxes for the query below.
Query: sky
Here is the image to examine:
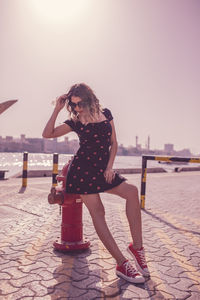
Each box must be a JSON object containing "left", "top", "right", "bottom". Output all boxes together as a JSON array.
[{"left": 0, "top": 0, "right": 200, "bottom": 154}]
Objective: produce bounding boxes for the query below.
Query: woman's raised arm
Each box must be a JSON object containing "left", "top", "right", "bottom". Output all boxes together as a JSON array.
[{"left": 42, "top": 95, "right": 72, "bottom": 138}]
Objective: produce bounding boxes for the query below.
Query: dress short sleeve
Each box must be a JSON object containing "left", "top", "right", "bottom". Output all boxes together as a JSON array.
[
  {"left": 64, "top": 119, "right": 76, "bottom": 131},
  {"left": 103, "top": 108, "right": 113, "bottom": 121}
]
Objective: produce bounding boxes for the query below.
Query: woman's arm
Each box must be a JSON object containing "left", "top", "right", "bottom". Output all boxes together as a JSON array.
[
  {"left": 104, "top": 120, "right": 118, "bottom": 183},
  {"left": 42, "top": 96, "right": 72, "bottom": 138}
]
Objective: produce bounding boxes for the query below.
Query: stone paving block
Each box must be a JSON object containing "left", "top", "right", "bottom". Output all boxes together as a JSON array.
[
  {"left": 87, "top": 252, "right": 100, "bottom": 262},
  {"left": 35, "top": 255, "right": 63, "bottom": 269},
  {"left": 153, "top": 290, "right": 177, "bottom": 299},
  {"left": 18, "top": 261, "right": 49, "bottom": 274},
  {"left": 70, "top": 269, "right": 90, "bottom": 282},
  {"left": 182, "top": 245, "right": 200, "bottom": 258},
  {"left": 172, "top": 277, "right": 200, "bottom": 291},
  {"left": 99, "top": 259, "right": 115, "bottom": 269},
  {"left": 84, "top": 261, "right": 103, "bottom": 272},
  {"left": 156, "top": 282, "right": 191, "bottom": 299},
  {"left": 0, "top": 271, "right": 13, "bottom": 281},
  {"left": 99, "top": 278, "right": 124, "bottom": 297},
  {"left": 72, "top": 273, "right": 101, "bottom": 290},
  {"left": 188, "top": 256, "right": 200, "bottom": 268},
  {"left": 187, "top": 293, "right": 200, "bottom": 300},
  {"left": 0, "top": 257, "right": 13, "bottom": 268},
  {"left": 1, "top": 174, "right": 200, "bottom": 299},
  {"left": 0, "top": 281, "right": 20, "bottom": 297},
  {"left": 146, "top": 256, "right": 166, "bottom": 264},
  {"left": 100, "top": 268, "right": 117, "bottom": 283},
  {"left": 191, "top": 251, "right": 200, "bottom": 257},
  {"left": 149, "top": 261, "right": 171, "bottom": 275},
  {"left": 54, "top": 273, "right": 73, "bottom": 284},
  {"left": 1, "top": 266, "right": 28, "bottom": 279},
  {"left": 9, "top": 287, "right": 35, "bottom": 300},
  {"left": 146, "top": 274, "right": 168, "bottom": 290},
  {"left": 162, "top": 264, "right": 187, "bottom": 278},
  {"left": 40, "top": 278, "right": 58, "bottom": 292},
  {"left": 10, "top": 274, "right": 43, "bottom": 289},
  {"left": 152, "top": 272, "right": 179, "bottom": 285},
  {"left": 120, "top": 282, "right": 155, "bottom": 299},
  {"left": 18, "top": 281, "right": 51, "bottom": 298},
  {"left": 69, "top": 289, "right": 103, "bottom": 300},
  {"left": 180, "top": 270, "right": 200, "bottom": 282},
  {"left": 188, "top": 283, "right": 200, "bottom": 293},
  {"left": 32, "top": 269, "right": 55, "bottom": 281},
  {"left": 70, "top": 282, "right": 104, "bottom": 298}
]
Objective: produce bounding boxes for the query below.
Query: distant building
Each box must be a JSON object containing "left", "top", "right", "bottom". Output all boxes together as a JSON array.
[
  {"left": 0, "top": 134, "right": 79, "bottom": 154},
  {"left": 20, "top": 134, "right": 26, "bottom": 143},
  {"left": 6, "top": 136, "right": 13, "bottom": 142},
  {"left": 175, "top": 148, "right": 192, "bottom": 157},
  {"left": 147, "top": 135, "right": 150, "bottom": 150},
  {"left": 136, "top": 136, "right": 138, "bottom": 148},
  {"left": 26, "top": 138, "right": 44, "bottom": 152},
  {"left": 164, "top": 143, "right": 174, "bottom": 155},
  {"left": 0, "top": 134, "right": 195, "bottom": 156}
]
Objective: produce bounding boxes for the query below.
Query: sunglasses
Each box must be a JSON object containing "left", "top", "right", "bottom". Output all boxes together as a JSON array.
[{"left": 69, "top": 100, "right": 85, "bottom": 109}]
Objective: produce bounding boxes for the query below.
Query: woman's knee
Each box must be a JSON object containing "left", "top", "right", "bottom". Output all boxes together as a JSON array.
[
  {"left": 122, "top": 183, "right": 139, "bottom": 199},
  {"left": 129, "top": 184, "right": 138, "bottom": 195}
]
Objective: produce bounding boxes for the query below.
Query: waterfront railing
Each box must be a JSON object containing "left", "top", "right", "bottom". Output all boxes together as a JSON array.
[{"left": 140, "top": 155, "right": 200, "bottom": 209}]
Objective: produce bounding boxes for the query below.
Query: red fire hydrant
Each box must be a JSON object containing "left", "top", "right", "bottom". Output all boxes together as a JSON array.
[{"left": 50, "top": 162, "right": 90, "bottom": 251}]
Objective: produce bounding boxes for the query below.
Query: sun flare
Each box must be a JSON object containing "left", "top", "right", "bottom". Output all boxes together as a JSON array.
[{"left": 30, "top": 0, "right": 87, "bottom": 25}]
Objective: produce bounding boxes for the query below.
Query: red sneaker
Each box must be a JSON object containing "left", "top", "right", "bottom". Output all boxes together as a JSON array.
[
  {"left": 127, "top": 244, "right": 150, "bottom": 277},
  {"left": 116, "top": 260, "right": 145, "bottom": 283}
]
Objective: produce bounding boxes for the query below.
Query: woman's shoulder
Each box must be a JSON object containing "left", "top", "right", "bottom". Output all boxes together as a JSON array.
[
  {"left": 64, "top": 117, "right": 77, "bottom": 130},
  {"left": 102, "top": 108, "right": 113, "bottom": 121}
]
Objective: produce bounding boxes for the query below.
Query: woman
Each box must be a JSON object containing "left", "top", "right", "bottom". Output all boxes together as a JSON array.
[{"left": 42, "top": 83, "right": 149, "bottom": 284}]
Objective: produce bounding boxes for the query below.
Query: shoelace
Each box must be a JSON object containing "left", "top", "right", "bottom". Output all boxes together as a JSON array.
[
  {"left": 137, "top": 249, "right": 147, "bottom": 267},
  {"left": 124, "top": 261, "right": 138, "bottom": 276}
]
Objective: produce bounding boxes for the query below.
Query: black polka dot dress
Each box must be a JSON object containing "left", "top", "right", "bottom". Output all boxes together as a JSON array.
[{"left": 64, "top": 108, "right": 126, "bottom": 195}]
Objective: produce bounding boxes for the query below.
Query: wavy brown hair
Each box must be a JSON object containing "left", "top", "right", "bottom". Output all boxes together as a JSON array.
[{"left": 65, "top": 83, "right": 102, "bottom": 121}]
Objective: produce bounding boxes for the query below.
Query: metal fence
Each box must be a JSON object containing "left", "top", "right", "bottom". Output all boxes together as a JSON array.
[{"left": 140, "top": 155, "right": 200, "bottom": 209}]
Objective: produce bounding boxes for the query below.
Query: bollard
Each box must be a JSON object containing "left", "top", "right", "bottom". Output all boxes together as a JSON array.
[
  {"left": 140, "top": 156, "right": 147, "bottom": 209},
  {"left": 22, "top": 152, "right": 28, "bottom": 187},
  {"left": 52, "top": 153, "right": 58, "bottom": 187},
  {"left": 49, "top": 162, "right": 90, "bottom": 251}
]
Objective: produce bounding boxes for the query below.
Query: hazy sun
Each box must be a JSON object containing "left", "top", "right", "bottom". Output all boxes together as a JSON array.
[{"left": 30, "top": 0, "right": 87, "bottom": 25}]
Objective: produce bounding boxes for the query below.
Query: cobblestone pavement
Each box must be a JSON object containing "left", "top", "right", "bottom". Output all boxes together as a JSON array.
[{"left": 0, "top": 172, "right": 200, "bottom": 300}]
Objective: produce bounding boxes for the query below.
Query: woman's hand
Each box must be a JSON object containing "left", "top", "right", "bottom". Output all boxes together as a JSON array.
[
  {"left": 54, "top": 94, "right": 68, "bottom": 112},
  {"left": 104, "top": 168, "right": 116, "bottom": 184}
]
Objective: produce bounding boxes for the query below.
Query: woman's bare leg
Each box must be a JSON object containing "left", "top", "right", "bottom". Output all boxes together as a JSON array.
[
  {"left": 107, "top": 182, "right": 142, "bottom": 249},
  {"left": 81, "top": 193, "right": 126, "bottom": 265}
]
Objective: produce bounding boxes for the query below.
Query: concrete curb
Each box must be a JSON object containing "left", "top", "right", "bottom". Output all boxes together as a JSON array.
[
  {"left": 12, "top": 167, "right": 167, "bottom": 178},
  {"left": 12, "top": 166, "right": 200, "bottom": 178}
]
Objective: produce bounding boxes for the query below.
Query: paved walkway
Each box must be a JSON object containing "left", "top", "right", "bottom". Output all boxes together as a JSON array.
[{"left": 0, "top": 172, "right": 200, "bottom": 299}]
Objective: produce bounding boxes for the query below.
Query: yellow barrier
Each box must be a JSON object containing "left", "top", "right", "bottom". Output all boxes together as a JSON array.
[
  {"left": 22, "top": 152, "right": 28, "bottom": 187},
  {"left": 52, "top": 153, "right": 58, "bottom": 187},
  {"left": 140, "top": 155, "right": 200, "bottom": 209}
]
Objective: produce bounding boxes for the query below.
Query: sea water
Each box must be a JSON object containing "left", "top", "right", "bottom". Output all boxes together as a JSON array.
[{"left": 0, "top": 152, "right": 198, "bottom": 178}]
